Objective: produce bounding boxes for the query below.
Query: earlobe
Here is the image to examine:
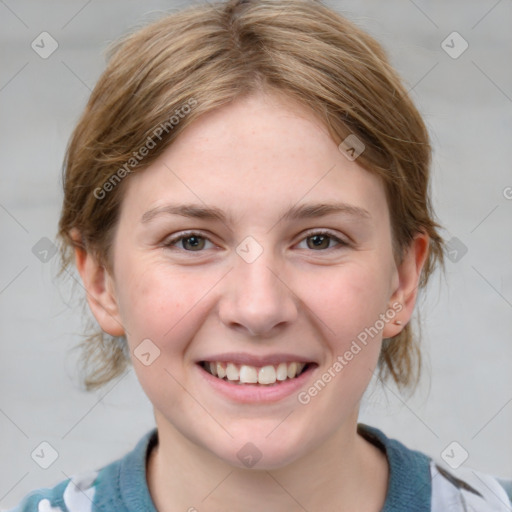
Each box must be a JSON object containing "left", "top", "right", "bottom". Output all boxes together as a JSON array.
[
  {"left": 71, "top": 230, "right": 125, "bottom": 337},
  {"left": 382, "top": 232, "right": 430, "bottom": 338}
]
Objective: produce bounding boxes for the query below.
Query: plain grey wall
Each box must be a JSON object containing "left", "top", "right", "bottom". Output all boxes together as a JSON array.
[{"left": 1, "top": 0, "right": 511, "bottom": 509}]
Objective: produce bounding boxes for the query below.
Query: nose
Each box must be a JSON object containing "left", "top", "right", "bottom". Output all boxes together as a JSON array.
[{"left": 218, "top": 249, "right": 298, "bottom": 337}]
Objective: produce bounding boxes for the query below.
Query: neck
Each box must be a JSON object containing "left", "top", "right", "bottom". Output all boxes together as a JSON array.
[{"left": 146, "top": 412, "right": 389, "bottom": 512}]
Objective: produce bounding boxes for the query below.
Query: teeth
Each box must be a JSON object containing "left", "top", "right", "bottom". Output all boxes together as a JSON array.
[
  {"left": 226, "top": 363, "right": 238, "bottom": 381},
  {"left": 258, "top": 365, "right": 276, "bottom": 385},
  {"left": 276, "top": 362, "right": 288, "bottom": 381},
  {"left": 216, "top": 362, "right": 226, "bottom": 379},
  {"left": 203, "top": 361, "right": 308, "bottom": 385},
  {"left": 287, "top": 362, "right": 298, "bottom": 379},
  {"left": 239, "top": 365, "right": 258, "bottom": 383}
]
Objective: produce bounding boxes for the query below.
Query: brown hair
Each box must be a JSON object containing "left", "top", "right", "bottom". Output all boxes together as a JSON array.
[{"left": 58, "top": 0, "right": 445, "bottom": 391}]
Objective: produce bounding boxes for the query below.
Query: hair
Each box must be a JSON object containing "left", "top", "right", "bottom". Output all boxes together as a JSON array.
[{"left": 57, "top": 0, "right": 445, "bottom": 392}]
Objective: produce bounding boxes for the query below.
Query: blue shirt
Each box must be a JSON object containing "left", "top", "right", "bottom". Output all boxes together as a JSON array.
[{"left": 7, "top": 424, "right": 512, "bottom": 511}]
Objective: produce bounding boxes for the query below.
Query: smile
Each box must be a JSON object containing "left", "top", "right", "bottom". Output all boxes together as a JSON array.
[{"left": 200, "top": 361, "right": 310, "bottom": 385}]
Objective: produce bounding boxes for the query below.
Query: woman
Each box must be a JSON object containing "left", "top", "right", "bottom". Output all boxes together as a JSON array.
[{"left": 9, "top": 0, "right": 511, "bottom": 510}]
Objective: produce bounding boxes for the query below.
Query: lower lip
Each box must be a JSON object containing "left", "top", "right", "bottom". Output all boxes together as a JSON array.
[{"left": 196, "top": 363, "right": 317, "bottom": 403}]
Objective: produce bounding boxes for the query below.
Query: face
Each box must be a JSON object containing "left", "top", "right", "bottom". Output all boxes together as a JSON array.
[{"left": 83, "top": 91, "right": 425, "bottom": 470}]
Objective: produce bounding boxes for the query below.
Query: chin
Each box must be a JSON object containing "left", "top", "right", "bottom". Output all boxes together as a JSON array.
[{"left": 207, "top": 433, "right": 311, "bottom": 471}]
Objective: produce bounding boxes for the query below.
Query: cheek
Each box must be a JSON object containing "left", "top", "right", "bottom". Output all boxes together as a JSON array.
[
  {"left": 291, "top": 265, "right": 389, "bottom": 423},
  {"left": 115, "top": 256, "right": 217, "bottom": 349},
  {"left": 304, "top": 266, "right": 390, "bottom": 399},
  {"left": 114, "top": 258, "right": 213, "bottom": 404},
  {"left": 302, "top": 260, "right": 392, "bottom": 343}
]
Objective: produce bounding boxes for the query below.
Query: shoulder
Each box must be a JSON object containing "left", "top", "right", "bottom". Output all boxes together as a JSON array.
[
  {"left": 3, "top": 470, "right": 101, "bottom": 512},
  {"left": 5, "top": 428, "right": 158, "bottom": 512},
  {"left": 358, "top": 424, "right": 512, "bottom": 512},
  {"left": 430, "top": 461, "right": 512, "bottom": 512}
]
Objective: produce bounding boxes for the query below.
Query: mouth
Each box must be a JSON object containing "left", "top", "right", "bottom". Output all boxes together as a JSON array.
[{"left": 199, "top": 360, "right": 315, "bottom": 386}]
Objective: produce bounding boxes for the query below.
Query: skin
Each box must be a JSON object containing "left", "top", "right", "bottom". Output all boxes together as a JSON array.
[{"left": 73, "top": 90, "right": 429, "bottom": 511}]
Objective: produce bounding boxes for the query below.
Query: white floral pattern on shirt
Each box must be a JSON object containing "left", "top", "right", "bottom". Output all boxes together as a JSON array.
[
  {"left": 36, "top": 500, "right": 62, "bottom": 512},
  {"left": 36, "top": 471, "right": 98, "bottom": 512}
]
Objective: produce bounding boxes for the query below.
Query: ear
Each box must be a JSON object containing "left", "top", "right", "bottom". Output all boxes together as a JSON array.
[
  {"left": 382, "top": 231, "right": 430, "bottom": 338},
  {"left": 70, "top": 229, "right": 125, "bottom": 337}
]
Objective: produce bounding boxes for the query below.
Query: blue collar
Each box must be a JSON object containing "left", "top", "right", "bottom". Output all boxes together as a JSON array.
[
  {"left": 358, "top": 423, "right": 432, "bottom": 511},
  {"left": 106, "top": 424, "right": 432, "bottom": 511}
]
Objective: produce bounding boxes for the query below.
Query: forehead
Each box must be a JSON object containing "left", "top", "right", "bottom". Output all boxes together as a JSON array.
[
  {"left": 120, "top": 91, "right": 389, "bottom": 227},
  {"left": 168, "top": 91, "right": 338, "bottom": 173}
]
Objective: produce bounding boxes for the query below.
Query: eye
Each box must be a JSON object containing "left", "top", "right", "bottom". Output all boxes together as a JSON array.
[
  {"left": 297, "top": 230, "right": 348, "bottom": 251},
  {"left": 163, "top": 229, "right": 348, "bottom": 253},
  {"left": 163, "top": 231, "right": 215, "bottom": 252}
]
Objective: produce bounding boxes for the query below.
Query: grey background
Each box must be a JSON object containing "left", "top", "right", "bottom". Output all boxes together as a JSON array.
[{"left": 1, "top": 0, "right": 511, "bottom": 508}]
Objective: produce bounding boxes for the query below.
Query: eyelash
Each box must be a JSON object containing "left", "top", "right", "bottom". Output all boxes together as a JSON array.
[{"left": 162, "top": 229, "right": 349, "bottom": 253}]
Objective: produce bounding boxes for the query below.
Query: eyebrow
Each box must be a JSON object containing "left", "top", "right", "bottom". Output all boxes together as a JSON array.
[{"left": 141, "top": 201, "right": 371, "bottom": 225}]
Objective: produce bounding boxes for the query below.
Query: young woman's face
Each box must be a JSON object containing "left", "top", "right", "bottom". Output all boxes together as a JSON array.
[{"left": 101, "top": 91, "right": 414, "bottom": 468}]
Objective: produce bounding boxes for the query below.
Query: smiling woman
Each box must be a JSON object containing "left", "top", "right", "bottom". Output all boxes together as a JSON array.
[
  {"left": 58, "top": 0, "right": 445, "bottom": 394},
  {"left": 7, "top": 0, "right": 511, "bottom": 511}
]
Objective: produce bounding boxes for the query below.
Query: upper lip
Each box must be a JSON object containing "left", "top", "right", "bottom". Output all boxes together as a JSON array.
[{"left": 197, "top": 352, "right": 317, "bottom": 367}]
